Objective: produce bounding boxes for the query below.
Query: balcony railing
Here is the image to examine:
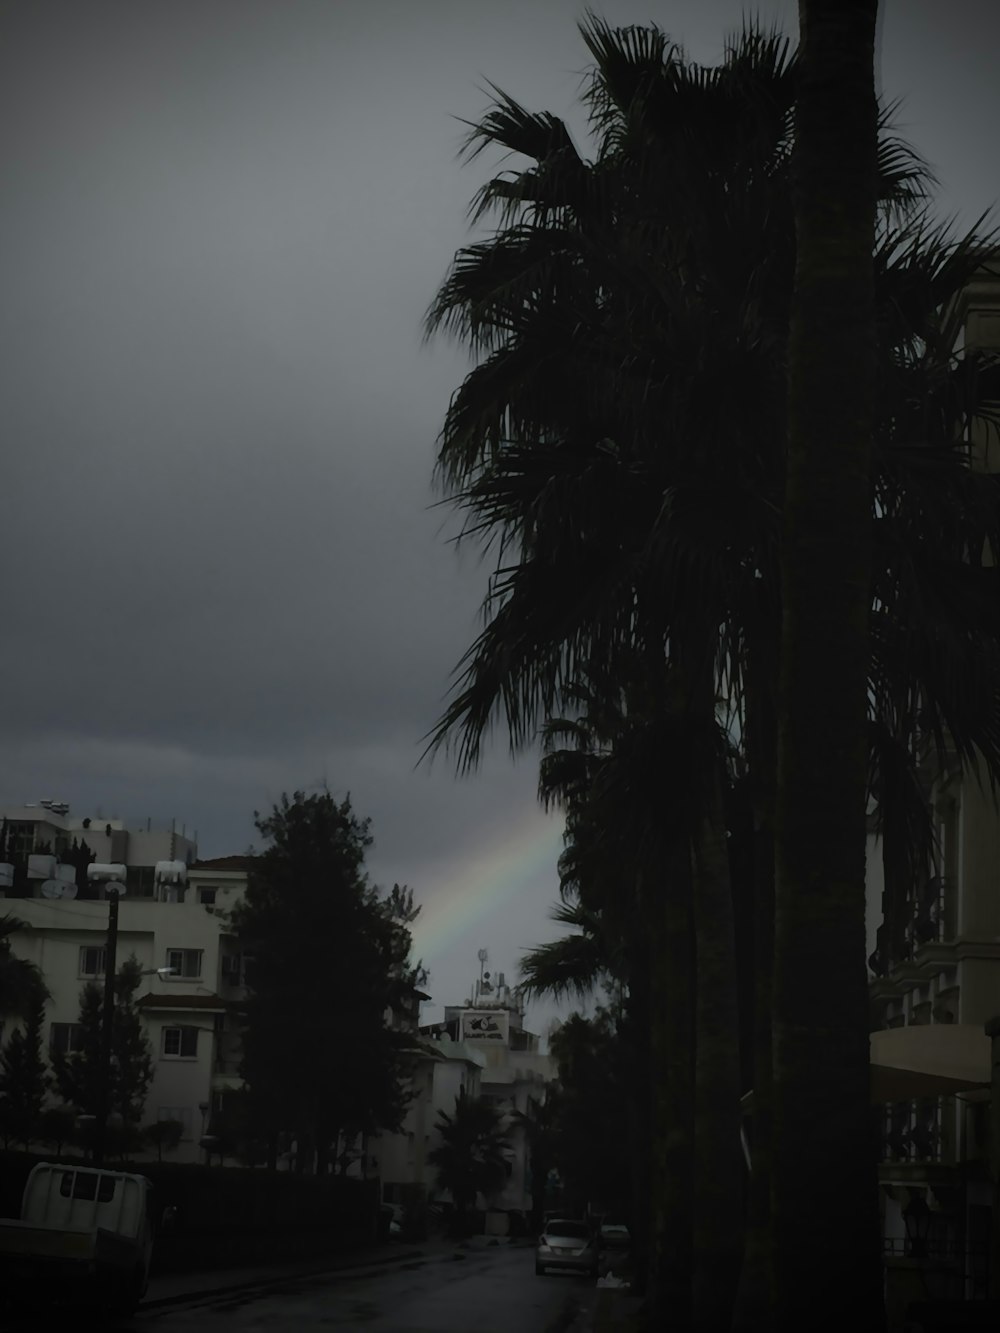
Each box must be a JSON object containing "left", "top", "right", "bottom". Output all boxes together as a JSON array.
[
  {"left": 869, "top": 876, "right": 955, "bottom": 977},
  {"left": 883, "top": 1237, "right": 990, "bottom": 1303},
  {"left": 879, "top": 1096, "right": 957, "bottom": 1166}
]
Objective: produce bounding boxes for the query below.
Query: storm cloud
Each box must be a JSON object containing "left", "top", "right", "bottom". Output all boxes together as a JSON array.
[{"left": 1, "top": 0, "right": 997, "bottom": 1024}]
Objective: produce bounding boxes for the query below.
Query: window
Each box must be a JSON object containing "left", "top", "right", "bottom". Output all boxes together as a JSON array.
[
  {"left": 198, "top": 887, "right": 217, "bottom": 905},
  {"left": 220, "top": 953, "right": 242, "bottom": 984},
  {"left": 50, "top": 1023, "right": 85, "bottom": 1056},
  {"left": 6, "top": 821, "right": 36, "bottom": 861},
  {"left": 157, "top": 1106, "right": 193, "bottom": 1139},
  {"left": 162, "top": 1026, "right": 198, "bottom": 1058},
  {"left": 165, "top": 949, "right": 202, "bottom": 979},
  {"left": 127, "top": 865, "right": 156, "bottom": 898},
  {"left": 60, "top": 1172, "right": 114, "bottom": 1202},
  {"left": 78, "top": 946, "right": 106, "bottom": 977}
]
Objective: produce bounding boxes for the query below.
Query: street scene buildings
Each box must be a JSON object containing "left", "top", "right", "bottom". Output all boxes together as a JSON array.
[{"left": 0, "top": 801, "right": 554, "bottom": 1202}]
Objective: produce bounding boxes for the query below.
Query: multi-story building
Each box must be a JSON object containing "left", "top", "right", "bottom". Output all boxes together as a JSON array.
[
  {"left": 376, "top": 1034, "right": 486, "bottom": 1204},
  {"left": 1, "top": 805, "right": 250, "bottom": 1164},
  {"left": 867, "top": 257, "right": 1000, "bottom": 1307},
  {"left": 0, "top": 801, "right": 198, "bottom": 896},
  {"left": 374, "top": 957, "right": 556, "bottom": 1215},
  {"left": 433, "top": 960, "right": 555, "bottom": 1212}
]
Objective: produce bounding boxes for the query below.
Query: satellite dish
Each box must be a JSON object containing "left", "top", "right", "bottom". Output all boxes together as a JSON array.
[{"left": 41, "top": 879, "right": 78, "bottom": 900}]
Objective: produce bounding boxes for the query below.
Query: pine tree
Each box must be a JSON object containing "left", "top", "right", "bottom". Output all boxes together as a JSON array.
[
  {"left": 0, "top": 991, "right": 50, "bottom": 1147},
  {"left": 52, "top": 955, "right": 154, "bottom": 1128},
  {"left": 52, "top": 981, "right": 104, "bottom": 1116},
  {"left": 233, "top": 791, "right": 424, "bottom": 1172},
  {"left": 112, "top": 955, "right": 154, "bottom": 1127}
]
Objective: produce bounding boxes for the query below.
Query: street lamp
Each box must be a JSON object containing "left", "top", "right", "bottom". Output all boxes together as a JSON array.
[{"left": 86, "top": 862, "right": 127, "bottom": 1167}]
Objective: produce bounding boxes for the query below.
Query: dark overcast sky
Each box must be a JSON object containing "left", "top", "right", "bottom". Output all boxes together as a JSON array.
[{"left": 2, "top": 0, "right": 997, "bottom": 1029}]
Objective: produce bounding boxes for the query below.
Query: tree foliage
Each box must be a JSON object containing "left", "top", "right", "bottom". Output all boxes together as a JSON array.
[
  {"left": 0, "top": 990, "right": 49, "bottom": 1147},
  {"left": 0, "top": 915, "right": 48, "bottom": 1019},
  {"left": 232, "top": 791, "right": 425, "bottom": 1170},
  {"left": 428, "top": 13, "right": 1000, "bottom": 1327},
  {"left": 52, "top": 980, "right": 103, "bottom": 1116},
  {"left": 52, "top": 953, "right": 154, "bottom": 1127},
  {"left": 427, "top": 1088, "right": 511, "bottom": 1225},
  {"left": 143, "top": 1117, "right": 184, "bottom": 1162},
  {"left": 547, "top": 1011, "right": 631, "bottom": 1219},
  {"left": 112, "top": 955, "right": 154, "bottom": 1127}
]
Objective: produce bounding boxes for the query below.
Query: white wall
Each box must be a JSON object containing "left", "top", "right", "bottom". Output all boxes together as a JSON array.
[{"left": 8, "top": 896, "right": 237, "bottom": 1163}]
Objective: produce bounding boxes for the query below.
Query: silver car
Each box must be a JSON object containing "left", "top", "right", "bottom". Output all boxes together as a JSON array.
[{"left": 535, "top": 1219, "right": 598, "bottom": 1277}]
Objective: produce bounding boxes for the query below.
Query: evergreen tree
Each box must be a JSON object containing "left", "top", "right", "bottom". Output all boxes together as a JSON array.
[
  {"left": 52, "top": 954, "right": 153, "bottom": 1128},
  {"left": 0, "top": 914, "right": 49, "bottom": 1018},
  {"left": 0, "top": 990, "right": 50, "bottom": 1147},
  {"left": 62, "top": 837, "right": 98, "bottom": 899},
  {"left": 233, "top": 791, "right": 424, "bottom": 1172},
  {"left": 52, "top": 981, "right": 103, "bottom": 1116},
  {"left": 112, "top": 955, "right": 154, "bottom": 1127},
  {"left": 38, "top": 1106, "right": 76, "bottom": 1154}
]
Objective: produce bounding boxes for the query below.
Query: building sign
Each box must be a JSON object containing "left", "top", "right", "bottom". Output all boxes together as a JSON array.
[{"left": 460, "top": 1009, "right": 509, "bottom": 1044}]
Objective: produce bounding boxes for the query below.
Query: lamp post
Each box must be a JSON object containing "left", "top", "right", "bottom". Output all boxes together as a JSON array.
[{"left": 87, "top": 862, "right": 127, "bottom": 1166}]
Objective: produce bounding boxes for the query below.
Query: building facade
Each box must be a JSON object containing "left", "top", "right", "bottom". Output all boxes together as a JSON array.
[
  {"left": 866, "top": 257, "right": 1000, "bottom": 1305},
  {"left": 1, "top": 803, "right": 250, "bottom": 1164},
  {"left": 374, "top": 960, "right": 556, "bottom": 1215}
]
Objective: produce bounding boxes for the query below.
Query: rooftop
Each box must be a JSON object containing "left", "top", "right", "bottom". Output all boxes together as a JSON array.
[{"left": 190, "top": 856, "right": 256, "bottom": 872}]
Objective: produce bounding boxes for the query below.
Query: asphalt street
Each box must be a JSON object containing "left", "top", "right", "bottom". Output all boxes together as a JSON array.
[
  {"left": 134, "top": 1246, "right": 585, "bottom": 1333},
  {"left": 3, "top": 1245, "right": 591, "bottom": 1333}
]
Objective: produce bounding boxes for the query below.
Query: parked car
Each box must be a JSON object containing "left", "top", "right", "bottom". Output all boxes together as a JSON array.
[
  {"left": 535, "top": 1218, "right": 599, "bottom": 1277},
  {"left": 599, "top": 1222, "right": 631, "bottom": 1253}
]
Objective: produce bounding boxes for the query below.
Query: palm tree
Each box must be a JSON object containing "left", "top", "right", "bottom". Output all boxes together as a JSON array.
[
  {"left": 772, "top": 6, "right": 882, "bottom": 1327},
  {"left": 428, "top": 1089, "right": 511, "bottom": 1234},
  {"left": 522, "top": 670, "right": 745, "bottom": 1319},
  {"left": 427, "top": 15, "right": 1000, "bottom": 1328}
]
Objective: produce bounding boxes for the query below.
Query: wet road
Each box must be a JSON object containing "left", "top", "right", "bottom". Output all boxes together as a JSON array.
[{"left": 135, "top": 1246, "right": 586, "bottom": 1333}]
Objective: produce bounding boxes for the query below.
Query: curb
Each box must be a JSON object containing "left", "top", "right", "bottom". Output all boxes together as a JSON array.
[{"left": 140, "top": 1246, "right": 426, "bottom": 1311}]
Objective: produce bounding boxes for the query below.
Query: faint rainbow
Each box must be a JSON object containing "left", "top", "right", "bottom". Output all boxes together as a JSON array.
[{"left": 410, "top": 814, "right": 564, "bottom": 963}]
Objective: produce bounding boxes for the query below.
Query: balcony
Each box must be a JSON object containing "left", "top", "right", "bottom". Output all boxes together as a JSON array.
[
  {"left": 870, "top": 877, "right": 956, "bottom": 981},
  {"left": 881, "top": 1098, "right": 948, "bottom": 1165}
]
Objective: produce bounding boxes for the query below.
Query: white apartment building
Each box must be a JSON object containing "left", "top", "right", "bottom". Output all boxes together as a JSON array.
[
  {"left": 1, "top": 801, "right": 198, "bottom": 895},
  {"left": 428, "top": 962, "right": 555, "bottom": 1213},
  {"left": 376, "top": 1034, "right": 486, "bottom": 1203},
  {"left": 1, "top": 802, "right": 250, "bottom": 1163}
]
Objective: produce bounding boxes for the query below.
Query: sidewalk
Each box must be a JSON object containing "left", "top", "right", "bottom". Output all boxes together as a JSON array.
[{"left": 142, "top": 1233, "right": 529, "bottom": 1310}]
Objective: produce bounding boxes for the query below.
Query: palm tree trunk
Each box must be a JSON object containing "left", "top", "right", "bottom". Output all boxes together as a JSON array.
[
  {"left": 734, "top": 661, "right": 778, "bottom": 1332},
  {"left": 645, "top": 841, "right": 696, "bottom": 1329},
  {"left": 772, "top": 4, "right": 882, "bottom": 1329},
  {"left": 691, "top": 748, "right": 744, "bottom": 1330},
  {"left": 624, "top": 923, "right": 652, "bottom": 1298}
]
